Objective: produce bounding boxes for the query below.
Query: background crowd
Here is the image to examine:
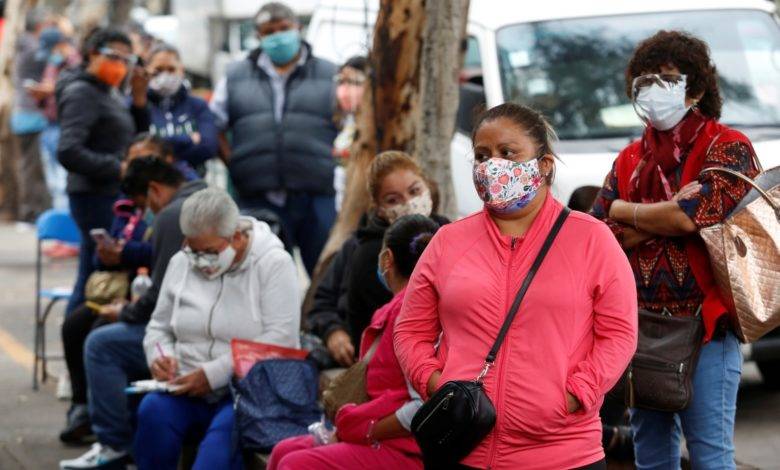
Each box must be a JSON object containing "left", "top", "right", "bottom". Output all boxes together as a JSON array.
[{"left": 0, "top": 1, "right": 770, "bottom": 470}]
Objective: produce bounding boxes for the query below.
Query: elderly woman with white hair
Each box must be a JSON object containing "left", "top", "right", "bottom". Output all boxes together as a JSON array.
[{"left": 133, "top": 187, "right": 300, "bottom": 470}]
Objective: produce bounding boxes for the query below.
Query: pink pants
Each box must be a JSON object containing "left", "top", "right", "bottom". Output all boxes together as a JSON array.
[{"left": 267, "top": 435, "right": 423, "bottom": 470}]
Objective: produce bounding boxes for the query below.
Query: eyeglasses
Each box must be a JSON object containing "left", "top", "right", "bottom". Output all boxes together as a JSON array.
[
  {"left": 99, "top": 47, "right": 137, "bottom": 66},
  {"left": 631, "top": 73, "right": 687, "bottom": 99},
  {"left": 182, "top": 245, "right": 221, "bottom": 265}
]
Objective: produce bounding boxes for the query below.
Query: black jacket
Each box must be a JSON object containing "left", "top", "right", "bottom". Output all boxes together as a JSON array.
[
  {"left": 119, "top": 180, "right": 208, "bottom": 324},
  {"left": 307, "top": 212, "right": 449, "bottom": 349},
  {"left": 55, "top": 68, "right": 136, "bottom": 195}
]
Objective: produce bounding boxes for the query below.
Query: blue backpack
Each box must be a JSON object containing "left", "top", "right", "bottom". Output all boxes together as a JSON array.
[{"left": 231, "top": 359, "right": 321, "bottom": 453}]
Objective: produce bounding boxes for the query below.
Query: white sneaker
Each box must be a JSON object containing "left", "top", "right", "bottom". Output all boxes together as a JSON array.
[
  {"left": 59, "top": 443, "right": 127, "bottom": 469},
  {"left": 56, "top": 372, "right": 72, "bottom": 401}
]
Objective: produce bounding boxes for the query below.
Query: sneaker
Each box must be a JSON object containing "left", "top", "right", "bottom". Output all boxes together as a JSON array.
[
  {"left": 59, "top": 443, "right": 128, "bottom": 469},
  {"left": 59, "top": 405, "right": 95, "bottom": 446},
  {"left": 57, "top": 372, "right": 72, "bottom": 401}
]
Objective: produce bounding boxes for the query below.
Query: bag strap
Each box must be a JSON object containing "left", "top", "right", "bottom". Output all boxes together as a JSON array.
[
  {"left": 363, "top": 332, "right": 382, "bottom": 362},
  {"left": 477, "top": 207, "right": 570, "bottom": 382}
]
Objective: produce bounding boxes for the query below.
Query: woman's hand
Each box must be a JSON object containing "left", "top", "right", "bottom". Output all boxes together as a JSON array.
[
  {"left": 96, "top": 240, "right": 124, "bottom": 267},
  {"left": 566, "top": 392, "right": 582, "bottom": 414},
  {"left": 150, "top": 356, "right": 178, "bottom": 382},
  {"left": 130, "top": 66, "right": 149, "bottom": 107},
  {"left": 326, "top": 330, "right": 356, "bottom": 367},
  {"left": 171, "top": 368, "right": 211, "bottom": 397},
  {"left": 673, "top": 181, "right": 702, "bottom": 202}
]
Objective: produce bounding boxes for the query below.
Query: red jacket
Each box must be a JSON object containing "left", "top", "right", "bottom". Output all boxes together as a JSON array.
[
  {"left": 394, "top": 195, "right": 638, "bottom": 469},
  {"left": 335, "top": 289, "right": 420, "bottom": 457}
]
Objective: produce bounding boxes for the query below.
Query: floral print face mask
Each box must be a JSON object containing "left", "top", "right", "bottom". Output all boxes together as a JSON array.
[
  {"left": 473, "top": 157, "right": 544, "bottom": 214},
  {"left": 378, "top": 190, "right": 433, "bottom": 224}
]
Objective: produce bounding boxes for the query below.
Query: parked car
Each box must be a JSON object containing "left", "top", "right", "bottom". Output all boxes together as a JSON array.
[{"left": 307, "top": 0, "right": 780, "bottom": 386}]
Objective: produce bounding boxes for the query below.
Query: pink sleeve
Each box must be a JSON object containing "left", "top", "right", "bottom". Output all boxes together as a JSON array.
[
  {"left": 393, "top": 233, "right": 444, "bottom": 400},
  {"left": 566, "top": 222, "right": 638, "bottom": 412}
]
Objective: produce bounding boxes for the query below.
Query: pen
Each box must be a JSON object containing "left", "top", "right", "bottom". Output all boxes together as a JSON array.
[{"left": 156, "top": 342, "right": 166, "bottom": 359}]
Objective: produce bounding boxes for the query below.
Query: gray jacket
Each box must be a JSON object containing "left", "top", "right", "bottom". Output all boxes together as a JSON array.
[
  {"left": 119, "top": 180, "right": 208, "bottom": 325},
  {"left": 225, "top": 44, "right": 338, "bottom": 198}
]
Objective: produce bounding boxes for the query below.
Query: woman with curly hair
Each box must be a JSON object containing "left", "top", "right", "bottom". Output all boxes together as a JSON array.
[{"left": 591, "top": 31, "right": 760, "bottom": 469}]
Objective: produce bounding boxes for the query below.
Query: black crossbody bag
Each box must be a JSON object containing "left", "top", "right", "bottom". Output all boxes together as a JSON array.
[{"left": 411, "top": 208, "right": 570, "bottom": 468}]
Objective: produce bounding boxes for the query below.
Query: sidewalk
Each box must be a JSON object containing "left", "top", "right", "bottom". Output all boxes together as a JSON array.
[
  {"left": 0, "top": 222, "right": 83, "bottom": 469},
  {"left": 0, "top": 221, "right": 777, "bottom": 469}
]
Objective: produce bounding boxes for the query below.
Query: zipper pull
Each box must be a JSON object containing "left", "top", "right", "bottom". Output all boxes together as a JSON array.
[
  {"left": 511, "top": 237, "right": 517, "bottom": 250},
  {"left": 627, "top": 368, "right": 635, "bottom": 408}
]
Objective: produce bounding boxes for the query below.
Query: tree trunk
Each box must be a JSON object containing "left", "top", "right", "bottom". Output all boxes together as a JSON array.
[
  {"left": 414, "top": 0, "right": 470, "bottom": 220},
  {"left": 0, "top": 0, "right": 33, "bottom": 219},
  {"left": 302, "top": 0, "right": 425, "bottom": 314}
]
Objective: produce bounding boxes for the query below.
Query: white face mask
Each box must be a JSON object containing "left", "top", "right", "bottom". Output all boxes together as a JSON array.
[
  {"left": 149, "top": 72, "right": 183, "bottom": 97},
  {"left": 189, "top": 245, "right": 236, "bottom": 280},
  {"left": 379, "top": 190, "right": 433, "bottom": 224},
  {"left": 633, "top": 77, "right": 690, "bottom": 131}
]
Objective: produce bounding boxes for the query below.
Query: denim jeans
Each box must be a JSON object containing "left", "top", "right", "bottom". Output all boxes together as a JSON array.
[
  {"left": 240, "top": 191, "right": 336, "bottom": 275},
  {"left": 134, "top": 393, "right": 242, "bottom": 470},
  {"left": 84, "top": 322, "right": 149, "bottom": 451},
  {"left": 66, "top": 192, "right": 116, "bottom": 314},
  {"left": 630, "top": 330, "right": 742, "bottom": 470}
]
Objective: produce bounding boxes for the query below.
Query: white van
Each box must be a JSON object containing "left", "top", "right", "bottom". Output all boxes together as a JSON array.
[{"left": 307, "top": 0, "right": 780, "bottom": 216}]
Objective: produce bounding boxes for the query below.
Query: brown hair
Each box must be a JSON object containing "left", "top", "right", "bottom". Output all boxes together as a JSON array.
[
  {"left": 367, "top": 151, "right": 438, "bottom": 209},
  {"left": 472, "top": 103, "right": 558, "bottom": 184},
  {"left": 626, "top": 30, "right": 722, "bottom": 119}
]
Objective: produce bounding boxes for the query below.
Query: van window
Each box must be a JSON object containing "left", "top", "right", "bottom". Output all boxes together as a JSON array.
[
  {"left": 456, "top": 36, "right": 486, "bottom": 135},
  {"left": 496, "top": 9, "right": 780, "bottom": 140}
]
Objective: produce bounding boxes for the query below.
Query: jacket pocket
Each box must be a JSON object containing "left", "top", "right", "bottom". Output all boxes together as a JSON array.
[{"left": 501, "top": 367, "right": 569, "bottom": 436}]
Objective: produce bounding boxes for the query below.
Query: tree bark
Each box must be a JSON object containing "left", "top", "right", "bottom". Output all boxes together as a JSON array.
[
  {"left": 302, "top": 0, "right": 425, "bottom": 314},
  {"left": 414, "top": 0, "right": 470, "bottom": 220},
  {"left": 0, "top": 0, "right": 33, "bottom": 219}
]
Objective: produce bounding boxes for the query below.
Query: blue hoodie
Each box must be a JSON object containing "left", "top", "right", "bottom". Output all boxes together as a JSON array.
[{"left": 141, "top": 86, "right": 218, "bottom": 167}]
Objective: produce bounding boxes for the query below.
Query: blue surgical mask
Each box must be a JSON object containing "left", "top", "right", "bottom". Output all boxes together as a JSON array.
[
  {"left": 376, "top": 265, "right": 390, "bottom": 292},
  {"left": 260, "top": 29, "right": 301, "bottom": 65},
  {"left": 49, "top": 53, "right": 65, "bottom": 66}
]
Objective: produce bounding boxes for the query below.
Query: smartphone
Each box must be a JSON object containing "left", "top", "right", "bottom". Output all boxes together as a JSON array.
[
  {"left": 89, "top": 228, "right": 113, "bottom": 245},
  {"left": 22, "top": 79, "right": 39, "bottom": 89}
]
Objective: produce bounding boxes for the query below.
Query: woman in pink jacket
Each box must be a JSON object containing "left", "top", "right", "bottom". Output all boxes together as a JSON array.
[
  {"left": 394, "top": 103, "right": 638, "bottom": 469},
  {"left": 268, "top": 214, "right": 442, "bottom": 470}
]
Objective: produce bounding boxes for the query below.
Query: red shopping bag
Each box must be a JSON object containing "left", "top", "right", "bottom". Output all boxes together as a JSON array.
[{"left": 231, "top": 339, "right": 309, "bottom": 379}]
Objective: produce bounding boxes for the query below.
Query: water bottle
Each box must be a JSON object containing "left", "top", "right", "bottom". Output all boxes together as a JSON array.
[{"left": 131, "top": 267, "right": 152, "bottom": 303}]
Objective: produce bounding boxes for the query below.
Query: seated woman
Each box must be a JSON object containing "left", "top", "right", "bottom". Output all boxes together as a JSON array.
[
  {"left": 308, "top": 151, "right": 448, "bottom": 367},
  {"left": 269, "top": 214, "right": 441, "bottom": 470},
  {"left": 133, "top": 188, "right": 300, "bottom": 470}
]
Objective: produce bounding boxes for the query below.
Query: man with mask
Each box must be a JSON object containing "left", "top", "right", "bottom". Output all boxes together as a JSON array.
[
  {"left": 209, "top": 1, "right": 338, "bottom": 275},
  {"left": 130, "top": 43, "right": 218, "bottom": 173},
  {"left": 60, "top": 159, "right": 206, "bottom": 470},
  {"left": 56, "top": 28, "right": 144, "bottom": 314}
]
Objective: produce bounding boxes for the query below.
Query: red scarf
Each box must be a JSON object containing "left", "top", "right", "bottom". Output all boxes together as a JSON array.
[{"left": 628, "top": 110, "right": 708, "bottom": 203}]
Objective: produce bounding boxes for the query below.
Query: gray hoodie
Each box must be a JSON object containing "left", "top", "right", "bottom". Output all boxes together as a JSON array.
[{"left": 143, "top": 217, "right": 301, "bottom": 393}]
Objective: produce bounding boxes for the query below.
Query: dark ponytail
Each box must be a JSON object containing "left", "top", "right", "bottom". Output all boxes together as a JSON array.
[{"left": 383, "top": 214, "right": 440, "bottom": 279}]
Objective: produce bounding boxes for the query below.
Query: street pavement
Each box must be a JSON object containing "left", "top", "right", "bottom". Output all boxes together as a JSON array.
[{"left": 0, "top": 222, "right": 777, "bottom": 469}]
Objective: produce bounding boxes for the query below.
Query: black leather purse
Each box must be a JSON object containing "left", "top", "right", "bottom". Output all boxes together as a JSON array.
[
  {"left": 411, "top": 208, "right": 570, "bottom": 468},
  {"left": 625, "top": 308, "right": 704, "bottom": 412}
]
